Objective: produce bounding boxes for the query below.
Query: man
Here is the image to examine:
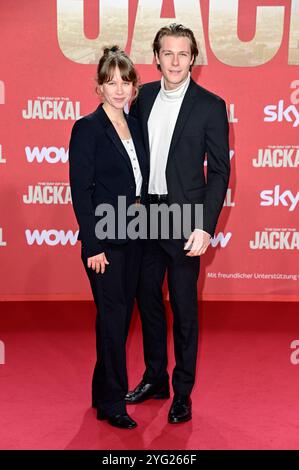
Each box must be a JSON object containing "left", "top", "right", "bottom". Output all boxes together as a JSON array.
[{"left": 126, "top": 24, "right": 230, "bottom": 423}]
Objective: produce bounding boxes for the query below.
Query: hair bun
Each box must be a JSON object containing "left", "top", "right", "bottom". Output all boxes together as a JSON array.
[{"left": 103, "top": 45, "right": 121, "bottom": 56}]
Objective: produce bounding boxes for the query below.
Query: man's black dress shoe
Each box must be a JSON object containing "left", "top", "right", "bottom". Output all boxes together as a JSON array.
[
  {"left": 97, "top": 409, "right": 137, "bottom": 429},
  {"left": 168, "top": 395, "right": 192, "bottom": 424},
  {"left": 125, "top": 379, "right": 170, "bottom": 404}
]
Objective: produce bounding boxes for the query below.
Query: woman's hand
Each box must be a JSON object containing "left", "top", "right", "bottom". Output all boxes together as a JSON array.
[{"left": 87, "top": 253, "right": 109, "bottom": 274}]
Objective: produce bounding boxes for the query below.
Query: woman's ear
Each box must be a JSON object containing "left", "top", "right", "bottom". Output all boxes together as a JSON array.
[
  {"left": 131, "top": 85, "right": 139, "bottom": 101},
  {"left": 96, "top": 84, "right": 103, "bottom": 96}
]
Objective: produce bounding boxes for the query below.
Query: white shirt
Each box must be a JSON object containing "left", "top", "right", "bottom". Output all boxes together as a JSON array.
[
  {"left": 147, "top": 73, "right": 190, "bottom": 195},
  {"left": 121, "top": 138, "right": 143, "bottom": 197}
]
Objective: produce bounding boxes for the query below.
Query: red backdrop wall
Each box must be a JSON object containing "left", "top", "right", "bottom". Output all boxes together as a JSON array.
[{"left": 0, "top": 0, "right": 298, "bottom": 301}]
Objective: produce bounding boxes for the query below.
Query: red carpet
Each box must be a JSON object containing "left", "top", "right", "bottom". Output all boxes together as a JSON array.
[{"left": 0, "top": 301, "right": 298, "bottom": 450}]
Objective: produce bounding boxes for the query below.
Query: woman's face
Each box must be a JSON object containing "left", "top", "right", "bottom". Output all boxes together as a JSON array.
[{"left": 100, "top": 66, "right": 133, "bottom": 110}]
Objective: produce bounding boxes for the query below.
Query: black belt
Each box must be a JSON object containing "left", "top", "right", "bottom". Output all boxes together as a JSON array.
[{"left": 148, "top": 194, "right": 169, "bottom": 204}]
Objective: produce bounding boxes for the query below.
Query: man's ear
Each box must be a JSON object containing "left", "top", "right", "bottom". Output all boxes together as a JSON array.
[
  {"left": 154, "top": 52, "right": 160, "bottom": 66},
  {"left": 190, "top": 55, "right": 195, "bottom": 66}
]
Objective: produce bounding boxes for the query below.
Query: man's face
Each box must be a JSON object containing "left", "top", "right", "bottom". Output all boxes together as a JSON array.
[{"left": 155, "top": 35, "right": 194, "bottom": 90}]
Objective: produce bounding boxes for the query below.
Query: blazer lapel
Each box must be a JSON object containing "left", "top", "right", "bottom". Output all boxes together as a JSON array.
[
  {"left": 105, "top": 125, "right": 135, "bottom": 175},
  {"left": 95, "top": 105, "right": 135, "bottom": 179},
  {"left": 167, "top": 79, "right": 198, "bottom": 161},
  {"left": 141, "top": 83, "right": 160, "bottom": 161}
]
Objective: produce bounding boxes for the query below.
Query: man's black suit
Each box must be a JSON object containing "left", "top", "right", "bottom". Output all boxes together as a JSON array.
[
  {"left": 130, "top": 78, "right": 230, "bottom": 395},
  {"left": 69, "top": 104, "right": 148, "bottom": 415}
]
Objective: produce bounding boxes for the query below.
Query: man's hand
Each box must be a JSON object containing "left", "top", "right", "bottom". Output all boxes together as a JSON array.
[
  {"left": 87, "top": 252, "right": 109, "bottom": 274},
  {"left": 184, "top": 230, "right": 211, "bottom": 257}
]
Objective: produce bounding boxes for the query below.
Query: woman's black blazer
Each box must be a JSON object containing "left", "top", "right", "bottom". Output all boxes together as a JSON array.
[{"left": 69, "top": 104, "right": 148, "bottom": 257}]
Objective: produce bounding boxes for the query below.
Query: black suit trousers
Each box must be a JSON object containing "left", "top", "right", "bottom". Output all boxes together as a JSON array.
[
  {"left": 81, "top": 240, "right": 142, "bottom": 416},
  {"left": 137, "top": 233, "right": 200, "bottom": 396}
]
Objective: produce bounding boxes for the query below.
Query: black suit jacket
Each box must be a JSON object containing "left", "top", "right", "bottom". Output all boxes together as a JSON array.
[
  {"left": 69, "top": 104, "right": 148, "bottom": 257},
  {"left": 130, "top": 78, "right": 230, "bottom": 237}
]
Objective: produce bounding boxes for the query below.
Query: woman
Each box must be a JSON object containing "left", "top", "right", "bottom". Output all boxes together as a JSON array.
[{"left": 69, "top": 46, "right": 147, "bottom": 429}]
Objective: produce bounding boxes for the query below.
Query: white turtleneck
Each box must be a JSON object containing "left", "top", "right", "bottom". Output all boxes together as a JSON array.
[{"left": 148, "top": 73, "right": 190, "bottom": 195}]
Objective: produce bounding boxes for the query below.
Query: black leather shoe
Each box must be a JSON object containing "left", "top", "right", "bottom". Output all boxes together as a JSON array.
[
  {"left": 168, "top": 395, "right": 192, "bottom": 424},
  {"left": 97, "top": 409, "right": 137, "bottom": 429},
  {"left": 125, "top": 379, "right": 170, "bottom": 404}
]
